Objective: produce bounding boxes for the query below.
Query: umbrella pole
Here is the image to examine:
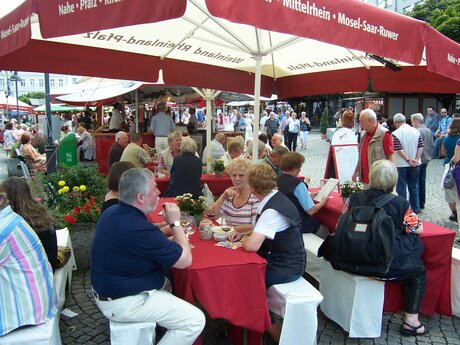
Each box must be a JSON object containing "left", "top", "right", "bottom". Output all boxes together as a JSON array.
[
  {"left": 45, "top": 73, "right": 56, "bottom": 173},
  {"left": 252, "top": 56, "right": 262, "bottom": 164}
]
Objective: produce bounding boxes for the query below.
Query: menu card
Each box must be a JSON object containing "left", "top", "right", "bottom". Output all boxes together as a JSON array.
[{"left": 313, "top": 178, "right": 339, "bottom": 202}]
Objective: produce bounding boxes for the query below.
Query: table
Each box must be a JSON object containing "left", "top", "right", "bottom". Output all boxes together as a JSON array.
[
  {"left": 152, "top": 173, "right": 233, "bottom": 196},
  {"left": 313, "top": 190, "right": 455, "bottom": 316},
  {"left": 148, "top": 198, "right": 271, "bottom": 345}
]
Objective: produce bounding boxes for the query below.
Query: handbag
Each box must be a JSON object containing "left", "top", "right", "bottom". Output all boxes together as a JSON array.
[{"left": 443, "top": 161, "right": 456, "bottom": 189}]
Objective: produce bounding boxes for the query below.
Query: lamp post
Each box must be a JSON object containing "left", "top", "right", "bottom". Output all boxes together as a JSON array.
[{"left": 9, "top": 71, "right": 21, "bottom": 119}]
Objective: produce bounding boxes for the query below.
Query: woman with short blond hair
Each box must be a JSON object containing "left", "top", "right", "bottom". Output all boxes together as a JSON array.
[{"left": 208, "top": 158, "right": 259, "bottom": 234}]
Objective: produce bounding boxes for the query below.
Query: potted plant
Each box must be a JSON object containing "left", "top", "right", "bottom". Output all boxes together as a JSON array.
[
  {"left": 29, "top": 164, "right": 106, "bottom": 268},
  {"left": 211, "top": 159, "right": 225, "bottom": 176},
  {"left": 320, "top": 107, "right": 329, "bottom": 140},
  {"left": 176, "top": 194, "right": 207, "bottom": 228},
  {"left": 340, "top": 180, "right": 365, "bottom": 204}
]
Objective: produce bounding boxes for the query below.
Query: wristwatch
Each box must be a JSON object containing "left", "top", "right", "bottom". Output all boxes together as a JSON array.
[{"left": 169, "top": 220, "right": 181, "bottom": 228}]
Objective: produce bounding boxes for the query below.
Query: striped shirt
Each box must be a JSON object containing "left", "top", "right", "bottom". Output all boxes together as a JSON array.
[
  {"left": 0, "top": 206, "right": 57, "bottom": 336},
  {"left": 220, "top": 193, "right": 259, "bottom": 226}
]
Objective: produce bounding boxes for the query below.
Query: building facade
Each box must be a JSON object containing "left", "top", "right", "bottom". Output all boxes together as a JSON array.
[
  {"left": 0, "top": 71, "right": 78, "bottom": 97},
  {"left": 365, "top": 0, "right": 425, "bottom": 13}
]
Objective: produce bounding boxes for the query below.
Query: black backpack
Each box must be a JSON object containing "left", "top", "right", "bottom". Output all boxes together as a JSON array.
[{"left": 327, "top": 193, "right": 396, "bottom": 277}]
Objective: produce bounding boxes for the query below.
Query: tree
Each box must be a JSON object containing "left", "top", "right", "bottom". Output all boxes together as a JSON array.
[
  {"left": 408, "top": 0, "right": 460, "bottom": 43},
  {"left": 320, "top": 106, "right": 329, "bottom": 136},
  {"left": 18, "top": 91, "right": 46, "bottom": 105}
]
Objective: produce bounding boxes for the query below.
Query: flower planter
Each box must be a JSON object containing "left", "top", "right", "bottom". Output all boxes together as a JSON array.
[{"left": 69, "top": 222, "right": 96, "bottom": 269}]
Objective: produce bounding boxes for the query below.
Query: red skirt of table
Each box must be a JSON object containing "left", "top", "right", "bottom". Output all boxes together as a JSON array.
[
  {"left": 148, "top": 198, "right": 271, "bottom": 345},
  {"left": 313, "top": 190, "right": 455, "bottom": 316}
]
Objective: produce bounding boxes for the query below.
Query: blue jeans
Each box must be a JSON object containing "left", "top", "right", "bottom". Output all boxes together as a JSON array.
[
  {"left": 418, "top": 164, "right": 427, "bottom": 209},
  {"left": 396, "top": 166, "right": 421, "bottom": 212},
  {"left": 433, "top": 136, "right": 445, "bottom": 158},
  {"left": 265, "top": 269, "right": 301, "bottom": 288}
]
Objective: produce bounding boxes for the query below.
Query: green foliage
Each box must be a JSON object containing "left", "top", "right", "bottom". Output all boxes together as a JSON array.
[
  {"left": 211, "top": 159, "right": 225, "bottom": 173},
  {"left": 29, "top": 164, "right": 106, "bottom": 228},
  {"left": 408, "top": 0, "right": 460, "bottom": 43},
  {"left": 319, "top": 107, "right": 329, "bottom": 134}
]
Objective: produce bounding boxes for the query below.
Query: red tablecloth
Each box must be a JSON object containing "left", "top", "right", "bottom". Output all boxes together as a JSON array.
[
  {"left": 151, "top": 173, "right": 233, "bottom": 196},
  {"left": 313, "top": 190, "right": 455, "bottom": 316},
  {"left": 148, "top": 198, "right": 271, "bottom": 345}
]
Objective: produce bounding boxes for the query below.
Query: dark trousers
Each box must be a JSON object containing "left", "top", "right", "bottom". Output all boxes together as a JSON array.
[
  {"left": 418, "top": 163, "right": 427, "bottom": 209},
  {"left": 392, "top": 263, "right": 426, "bottom": 314},
  {"left": 287, "top": 132, "right": 298, "bottom": 151}
]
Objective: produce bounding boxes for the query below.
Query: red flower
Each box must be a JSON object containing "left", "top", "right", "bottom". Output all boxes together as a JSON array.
[
  {"left": 89, "top": 199, "right": 95, "bottom": 205},
  {"left": 84, "top": 204, "right": 92, "bottom": 212},
  {"left": 64, "top": 214, "right": 76, "bottom": 225},
  {"left": 73, "top": 207, "right": 81, "bottom": 215}
]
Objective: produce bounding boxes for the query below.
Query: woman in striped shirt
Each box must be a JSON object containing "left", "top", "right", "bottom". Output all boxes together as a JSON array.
[{"left": 207, "top": 158, "right": 259, "bottom": 235}]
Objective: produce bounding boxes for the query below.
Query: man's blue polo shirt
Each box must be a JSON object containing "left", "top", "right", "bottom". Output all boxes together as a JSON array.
[{"left": 91, "top": 202, "right": 182, "bottom": 297}]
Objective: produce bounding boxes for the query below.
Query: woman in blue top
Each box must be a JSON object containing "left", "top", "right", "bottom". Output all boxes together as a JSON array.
[{"left": 442, "top": 118, "right": 460, "bottom": 222}]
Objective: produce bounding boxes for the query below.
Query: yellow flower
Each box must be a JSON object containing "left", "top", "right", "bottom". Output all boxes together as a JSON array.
[
  {"left": 58, "top": 180, "right": 66, "bottom": 187},
  {"left": 79, "top": 185, "right": 87, "bottom": 192},
  {"left": 73, "top": 186, "right": 80, "bottom": 192},
  {"left": 58, "top": 189, "right": 64, "bottom": 195},
  {"left": 63, "top": 186, "right": 70, "bottom": 193}
]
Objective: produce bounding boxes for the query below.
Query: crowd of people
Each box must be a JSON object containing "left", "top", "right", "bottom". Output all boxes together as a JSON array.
[{"left": 2, "top": 100, "right": 460, "bottom": 343}]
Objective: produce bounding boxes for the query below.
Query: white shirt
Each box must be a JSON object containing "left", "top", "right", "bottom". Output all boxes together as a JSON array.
[{"left": 253, "top": 190, "right": 290, "bottom": 240}]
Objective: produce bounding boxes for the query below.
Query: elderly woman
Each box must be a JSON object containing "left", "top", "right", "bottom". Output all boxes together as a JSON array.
[
  {"left": 349, "top": 160, "right": 427, "bottom": 336},
  {"left": 229, "top": 163, "right": 306, "bottom": 343},
  {"left": 158, "top": 130, "right": 182, "bottom": 175},
  {"left": 101, "top": 161, "right": 136, "bottom": 213},
  {"left": 164, "top": 137, "right": 202, "bottom": 199},
  {"left": 20, "top": 132, "right": 46, "bottom": 170},
  {"left": 77, "top": 126, "right": 95, "bottom": 161},
  {"left": 277, "top": 152, "right": 328, "bottom": 234},
  {"left": 209, "top": 158, "right": 259, "bottom": 234},
  {"left": 3, "top": 122, "right": 18, "bottom": 149},
  {"left": 230, "top": 163, "right": 305, "bottom": 285},
  {"left": 1, "top": 177, "right": 57, "bottom": 269}
]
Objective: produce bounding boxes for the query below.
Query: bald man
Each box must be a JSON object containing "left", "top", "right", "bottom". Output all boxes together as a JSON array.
[
  {"left": 352, "top": 109, "right": 394, "bottom": 184},
  {"left": 202, "top": 132, "right": 226, "bottom": 164}
]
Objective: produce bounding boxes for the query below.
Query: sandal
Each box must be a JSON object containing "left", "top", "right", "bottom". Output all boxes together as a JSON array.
[{"left": 401, "top": 321, "right": 429, "bottom": 337}]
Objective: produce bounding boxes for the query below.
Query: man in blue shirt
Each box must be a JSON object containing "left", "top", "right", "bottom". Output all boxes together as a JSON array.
[
  {"left": 91, "top": 168, "right": 205, "bottom": 344},
  {"left": 424, "top": 106, "right": 441, "bottom": 136},
  {"left": 432, "top": 108, "right": 451, "bottom": 158}
]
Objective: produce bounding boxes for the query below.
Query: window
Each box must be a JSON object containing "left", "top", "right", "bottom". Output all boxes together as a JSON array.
[
  {"left": 30, "top": 79, "right": 35, "bottom": 87},
  {"left": 50, "top": 79, "right": 55, "bottom": 87},
  {"left": 39, "top": 78, "right": 44, "bottom": 87},
  {"left": 20, "top": 78, "right": 25, "bottom": 87},
  {"left": 58, "top": 78, "right": 64, "bottom": 87},
  {"left": 0, "top": 79, "right": 4, "bottom": 88}
]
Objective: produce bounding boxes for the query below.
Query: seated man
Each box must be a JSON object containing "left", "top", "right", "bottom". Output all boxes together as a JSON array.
[
  {"left": 0, "top": 187, "right": 57, "bottom": 336},
  {"left": 119, "top": 132, "right": 151, "bottom": 168},
  {"left": 158, "top": 131, "right": 182, "bottom": 175},
  {"left": 261, "top": 146, "right": 289, "bottom": 176},
  {"left": 91, "top": 168, "right": 205, "bottom": 343},
  {"left": 108, "top": 131, "right": 129, "bottom": 170},
  {"left": 202, "top": 132, "right": 226, "bottom": 165},
  {"left": 271, "top": 133, "right": 289, "bottom": 151},
  {"left": 220, "top": 140, "right": 244, "bottom": 167}
]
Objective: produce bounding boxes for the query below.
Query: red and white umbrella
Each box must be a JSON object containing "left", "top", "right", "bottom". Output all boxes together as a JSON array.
[{"left": 1, "top": 0, "right": 459, "bottom": 160}]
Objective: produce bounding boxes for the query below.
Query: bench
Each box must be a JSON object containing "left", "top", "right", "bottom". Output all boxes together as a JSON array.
[
  {"left": 266, "top": 277, "right": 323, "bottom": 345},
  {"left": 303, "top": 233, "right": 385, "bottom": 338},
  {"left": 452, "top": 247, "right": 460, "bottom": 317},
  {"left": 15, "top": 148, "right": 31, "bottom": 179}
]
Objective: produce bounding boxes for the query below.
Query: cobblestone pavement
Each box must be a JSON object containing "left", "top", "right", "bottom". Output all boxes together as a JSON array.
[{"left": 1, "top": 132, "right": 459, "bottom": 344}]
